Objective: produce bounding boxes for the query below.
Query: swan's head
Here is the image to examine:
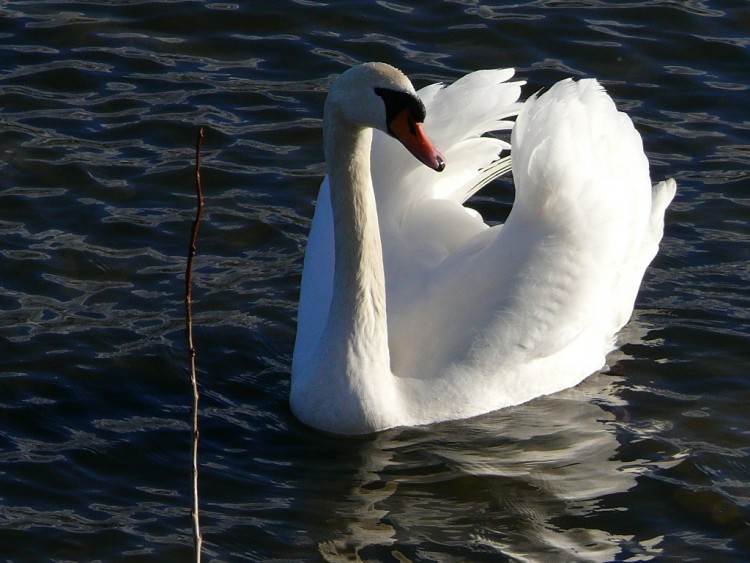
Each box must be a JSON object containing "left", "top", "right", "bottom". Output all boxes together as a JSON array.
[{"left": 325, "top": 62, "right": 445, "bottom": 172}]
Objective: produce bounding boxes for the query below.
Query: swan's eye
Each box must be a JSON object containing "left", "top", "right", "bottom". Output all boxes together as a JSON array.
[
  {"left": 406, "top": 114, "right": 417, "bottom": 136},
  {"left": 374, "top": 87, "right": 427, "bottom": 128}
]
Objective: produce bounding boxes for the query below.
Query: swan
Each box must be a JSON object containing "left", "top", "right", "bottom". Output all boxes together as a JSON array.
[{"left": 291, "top": 62, "right": 675, "bottom": 435}]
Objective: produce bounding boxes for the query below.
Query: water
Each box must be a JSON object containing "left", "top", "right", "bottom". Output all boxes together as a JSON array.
[{"left": 1, "top": 0, "right": 749, "bottom": 560}]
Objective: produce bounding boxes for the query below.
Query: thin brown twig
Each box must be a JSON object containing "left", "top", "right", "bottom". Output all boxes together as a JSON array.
[{"left": 185, "top": 126, "right": 205, "bottom": 562}]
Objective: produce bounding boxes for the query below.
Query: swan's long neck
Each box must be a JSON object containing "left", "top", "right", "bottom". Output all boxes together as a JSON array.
[{"left": 323, "top": 114, "right": 391, "bottom": 376}]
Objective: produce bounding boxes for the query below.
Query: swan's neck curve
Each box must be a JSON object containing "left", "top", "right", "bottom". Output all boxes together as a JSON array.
[
  {"left": 323, "top": 115, "right": 391, "bottom": 371},
  {"left": 292, "top": 100, "right": 405, "bottom": 435}
]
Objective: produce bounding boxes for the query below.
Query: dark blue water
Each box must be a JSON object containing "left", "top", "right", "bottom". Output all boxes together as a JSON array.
[{"left": 1, "top": 1, "right": 749, "bottom": 560}]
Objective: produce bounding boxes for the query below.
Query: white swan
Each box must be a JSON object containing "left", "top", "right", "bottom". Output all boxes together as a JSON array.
[{"left": 291, "top": 62, "right": 675, "bottom": 435}]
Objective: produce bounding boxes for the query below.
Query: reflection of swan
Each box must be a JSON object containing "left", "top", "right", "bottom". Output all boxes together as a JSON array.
[
  {"left": 291, "top": 62, "right": 676, "bottom": 435},
  {"left": 316, "top": 368, "right": 674, "bottom": 562}
]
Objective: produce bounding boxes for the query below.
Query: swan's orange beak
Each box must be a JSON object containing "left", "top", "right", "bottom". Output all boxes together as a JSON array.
[{"left": 389, "top": 109, "right": 446, "bottom": 172}]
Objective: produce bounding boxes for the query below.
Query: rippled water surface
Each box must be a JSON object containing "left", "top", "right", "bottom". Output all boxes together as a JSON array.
[{"left": 2, "top": 1, "right": 749, "bottom": 560}]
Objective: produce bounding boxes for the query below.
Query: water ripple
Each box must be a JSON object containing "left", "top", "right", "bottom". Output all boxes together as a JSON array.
[{"left": 1, "top": 0, "right": 749, "bottom": 560}]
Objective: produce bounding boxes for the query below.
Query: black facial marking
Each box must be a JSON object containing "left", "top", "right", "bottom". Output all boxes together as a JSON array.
[{"left": 374, "top": 87, "right": 427, "bottom": 134}]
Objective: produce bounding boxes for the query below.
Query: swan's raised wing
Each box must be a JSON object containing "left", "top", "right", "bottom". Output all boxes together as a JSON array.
[
  {"left": 373, "top": 69, "right": 523, "bottom": 265},
  {"left": 387, "top": 79, "right": 675, "bottom": 414}
]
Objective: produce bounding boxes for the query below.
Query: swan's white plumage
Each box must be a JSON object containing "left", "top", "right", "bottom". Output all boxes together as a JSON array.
[{"left": 291, "top": 63, "right": 675, "bottom": 435}]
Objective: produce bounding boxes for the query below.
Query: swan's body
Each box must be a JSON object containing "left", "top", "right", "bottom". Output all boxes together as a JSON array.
[{"left": 291, "top": 63, "right": 675, "bottom": 435}]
